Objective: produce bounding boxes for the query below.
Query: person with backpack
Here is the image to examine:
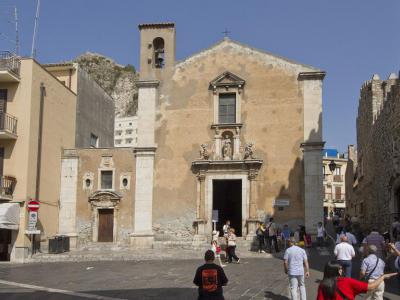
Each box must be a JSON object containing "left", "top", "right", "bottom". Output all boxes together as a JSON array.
[
  {"left": 316, "top": 260, "right": 397, "bottom": 300},
  {"left": 266, "top": 217, "right": 279, "bottom": 253},
  {"left": 256, "top": 222, "right": 266, "bottom": 253},
  {"left": 360, "top": 245, "right": 386, "bottom": 300}
]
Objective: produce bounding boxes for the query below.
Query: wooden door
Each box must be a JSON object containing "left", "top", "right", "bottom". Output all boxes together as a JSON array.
[{"left": 98, "top": 209, "right": 113, "bottom": 242}]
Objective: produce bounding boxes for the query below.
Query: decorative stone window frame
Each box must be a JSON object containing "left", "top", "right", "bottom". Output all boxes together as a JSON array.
[
  {"left": 88, "top": 190, "right": 122, "bottom": 243},
  {"left": 119, "top": 173, "right": 131, "bottom": 190},
  {"left": 82, "top": 172, "right": 94, "bottom": 190},
  {"left": 209, "top": 71, "right": 245, "bottom": 126},
  {"left": 98, "top": 168, "right": 115, "bottom": 191}
]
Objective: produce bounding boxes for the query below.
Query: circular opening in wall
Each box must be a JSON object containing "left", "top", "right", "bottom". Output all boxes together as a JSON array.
[
  {"left": 85, "top": 179, "right": 91, "bottom": 188},
  {"left": 122, "top": 178, "right": 128, "bottom": 187}
]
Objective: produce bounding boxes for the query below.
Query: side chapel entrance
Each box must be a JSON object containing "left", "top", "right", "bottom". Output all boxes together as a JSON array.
[{"left": 98, "top": 209, "right": 114, "bottom": 242}]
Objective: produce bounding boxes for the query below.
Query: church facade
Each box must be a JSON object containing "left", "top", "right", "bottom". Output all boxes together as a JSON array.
[{"left": 58, "top": 23, "right": 325, "bottom": 248}]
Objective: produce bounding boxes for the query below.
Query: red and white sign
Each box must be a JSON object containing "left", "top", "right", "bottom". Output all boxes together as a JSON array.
[{"left": 27, "top": 200, "right": 40, "bottom": 212}]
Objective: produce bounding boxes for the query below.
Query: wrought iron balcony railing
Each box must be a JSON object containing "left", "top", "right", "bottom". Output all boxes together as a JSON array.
[
  {"left": 0, "top": 175, "right": 16, "bottom": 197},
  {"left": 0, "top": 113, "right": 17, "bottom": 137},
  {"left": 324, "top": 193, "right": 346, "bottom": 202},
  {"left": 0, "top": 51, "right": 21, "bottom": 78}
]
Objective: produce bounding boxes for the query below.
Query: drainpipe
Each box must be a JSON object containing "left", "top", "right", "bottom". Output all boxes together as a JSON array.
[{"left": 31, "top": 82, "right": 45, "bottom": 257}]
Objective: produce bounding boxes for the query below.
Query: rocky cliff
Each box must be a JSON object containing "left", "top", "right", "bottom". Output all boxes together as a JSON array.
[{"left": 73, "top": 52, "right": 138, "bottom": 117}]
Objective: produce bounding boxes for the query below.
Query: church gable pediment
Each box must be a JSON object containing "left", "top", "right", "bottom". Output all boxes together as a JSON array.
[
  {"left": 176, "top": 39, "right": 321, "bottom": 74},
  {"left": 209, "top": 71, "right": 245, "bottom": 90}
]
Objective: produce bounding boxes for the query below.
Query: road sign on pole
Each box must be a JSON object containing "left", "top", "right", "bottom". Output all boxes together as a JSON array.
[
  {"left": 27, "top": 200, "right": 40, "bottom": 212},
  {"left": 28, "top": 211, "right": 38, "bottom": 231}
]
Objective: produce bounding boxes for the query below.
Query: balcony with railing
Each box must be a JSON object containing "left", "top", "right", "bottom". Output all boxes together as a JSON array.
[
  {"left": 0, "top": 51, "right": 21, "bottom": 82},
  {"left": 323, "top": 193, "right": 346, "bottom": 203},
  {"left": 0, "top": 175, "right": 16, "bottom": 200},
  {"left": 0, "top": 113, "right": 17, "bottom": 139}
]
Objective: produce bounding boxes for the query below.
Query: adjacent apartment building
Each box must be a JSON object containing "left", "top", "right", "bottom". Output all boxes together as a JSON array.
[
  {"left": 0, "top": 51, "right": 115, "bottom": 262},
  {"left": 322, "top": 149, "right": 348, "bottom": 219},
  {"left": 349, "top": 73, "right": 400, "bottom": 229},
  {"left": 114, "top": 116, "right": 138, "bottom": 147}
]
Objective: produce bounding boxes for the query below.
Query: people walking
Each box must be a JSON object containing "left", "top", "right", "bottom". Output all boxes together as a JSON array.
[
  {"left": 266, "top": 217, "right": 279, "bottom": 253},
  {"left": 227, "top": 228, "right": 240, "bottom": 263},
  {"left": 317, "top": 222, "right": 326, "bottom": 247},
  {"left": 317, "top": 260, "right": 397, "bottom": 300},
  {"left": 362, "top": 228, "right": 386, "bottom": 259},
  {"left": 211, "top": 230, "right": 226, "bottom": 267},
  {"left": 283, "top": 237, "right": 309, "bottom": 300},
  {"left": 193, "top": 250, "right": 228, "bottom": 300},
  {"left": 222, "top": 220, "right": 230, "bottom": 262},
  {"left": 334, "top": 235, "right": 355, "bottom": 278},
  {"left": 360, "top": 245, "right": 386, "bottom": 300},
  {"left": 281, "top": 224, "right": 291, "bottom": 249},
  {"left": 256, "top": 222, "right": 266, "bottom": 253},
  {"left": 392, "top": 217, "right": 400, "bottom": 241}
]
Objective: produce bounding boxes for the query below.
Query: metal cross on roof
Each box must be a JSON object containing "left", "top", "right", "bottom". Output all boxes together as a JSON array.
[{"left": 222, "top": 28, "right": 231, "bottom": 38}]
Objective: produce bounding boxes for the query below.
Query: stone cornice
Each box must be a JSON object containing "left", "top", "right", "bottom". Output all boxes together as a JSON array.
[
  {"left": 298, "top": 71, "right": 326, "bottom": 81},
  {"left": 300, "top": 141, "right": 325, "bottom": 150},
  {"left": 136, "top": 80, "right": 160, "bottom": 88}
]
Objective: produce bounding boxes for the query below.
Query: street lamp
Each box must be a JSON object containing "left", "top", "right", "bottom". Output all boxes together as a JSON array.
[{"left": 328, "top": 160, "right": 337, "bottom": 173}]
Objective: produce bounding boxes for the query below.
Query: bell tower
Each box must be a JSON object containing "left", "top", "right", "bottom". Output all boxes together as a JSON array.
[{"left": 138, "top": 23, "right": 176, "bottom": 80}]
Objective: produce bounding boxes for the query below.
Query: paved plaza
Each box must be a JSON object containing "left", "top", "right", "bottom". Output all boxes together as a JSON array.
[{"left": 0, "top": 246, "right": 399, "bottom": 300}]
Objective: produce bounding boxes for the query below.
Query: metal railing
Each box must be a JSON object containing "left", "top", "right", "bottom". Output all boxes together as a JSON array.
[
  {"left": 0, "top": 113, "right": 17, "bottom": 135},
  {"left": 0, "top": 51, "right": 21, "bottom": 77},
  {"left": 324, "top": 193, "right": 346, "bottom": 202},
  {"left": 0, "top": 175, "right": 16, "bottom": 196}
]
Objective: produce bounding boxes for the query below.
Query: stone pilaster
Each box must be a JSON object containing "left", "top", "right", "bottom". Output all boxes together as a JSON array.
[
  {"left": 246, "top": 169, "right": 259, "bottom": 239},
  {"left": 233, "top": 127, "right": 241, "bottom": 160},
  {"left": 58, "top": 150, "right": 79, "bottom": 249},
  {"left": 130, "top": 80, "right": 159, "bottom": 248},
  {"left": 301, "top": 142, "right": 325, "bottom": 235}
]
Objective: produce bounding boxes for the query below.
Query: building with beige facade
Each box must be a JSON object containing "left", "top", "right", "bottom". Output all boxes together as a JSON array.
[
  {"left": 0, "top": 52, "right": 77, "bottom": 261},
  {"left": 348, "top": 73, "right": 400, "bottom": 230},
  {"left": 58, "top": 23, "right": 326, "bottom": 249},
  {"left": 322, "top": 149, "right": 348, "bottom": 219},
  {"left": 114, "top": 116, "right": 138, "bottom": 147},
  {"left": 0, "top": 51, "right": 115, "bottom": 261}
]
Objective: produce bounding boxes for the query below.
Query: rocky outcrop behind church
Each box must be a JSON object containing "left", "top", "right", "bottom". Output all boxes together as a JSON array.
[{"left": 73, "top": 52, "right": 138, "bottom": 116}]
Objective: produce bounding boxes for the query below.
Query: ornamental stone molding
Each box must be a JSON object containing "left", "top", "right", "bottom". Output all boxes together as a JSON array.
[
  {"left": 209, "top": 71, "right": 245, "bottom": 94},
  {"left": 88, "top": 190, "right": 122, "bottom": 208}
]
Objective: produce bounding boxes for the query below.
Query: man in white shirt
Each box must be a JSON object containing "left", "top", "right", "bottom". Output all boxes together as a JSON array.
[
  {"left": 334, "top": 235, "right": 355, "bottom": 277},
  {"left": 284, "top": 237, "right": 309, "bottom": 300}
]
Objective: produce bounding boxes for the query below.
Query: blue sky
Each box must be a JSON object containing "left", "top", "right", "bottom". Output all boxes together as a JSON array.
[{"left": 0, "top": 1, "right": 399, "bottom": 152}]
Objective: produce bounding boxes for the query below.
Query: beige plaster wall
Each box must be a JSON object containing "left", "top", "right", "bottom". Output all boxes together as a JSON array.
[
  {"left": 74, "top": 148, "right": 136, "bottom": 244},
  {"left": 29, "top": 60, "right": 77, "bottom": 239},
  {"left": 152, "top": 40, "right": 315, "bottom": 232},
  {"left": 45, "top": 66, "right": 78, "bottom": 93}
]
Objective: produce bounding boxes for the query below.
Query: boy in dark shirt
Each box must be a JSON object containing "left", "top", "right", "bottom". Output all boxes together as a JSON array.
[{"left": 193, "top": 250, "right": 228, "bottom": 300}]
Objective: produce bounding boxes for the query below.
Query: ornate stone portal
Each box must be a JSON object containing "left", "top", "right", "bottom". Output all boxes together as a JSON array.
[
  {"left": 192, "top": 127, "right": 263, "bottom": 240},
  {"left": 88, "top": 190, "right": 122, "bottom": 243}
]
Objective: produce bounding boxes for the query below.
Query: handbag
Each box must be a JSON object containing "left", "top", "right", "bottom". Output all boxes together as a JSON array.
[
  {"left": 336, "top": 287, "right": 349, "bottom": 300},
  {"left": 216, "top": 246, "right": 221, "bottom": 254}
]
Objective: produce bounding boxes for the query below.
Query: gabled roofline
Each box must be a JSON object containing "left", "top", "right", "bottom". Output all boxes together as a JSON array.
[{"left": 176, "top": 37, "right": 322, "bottom": 72}]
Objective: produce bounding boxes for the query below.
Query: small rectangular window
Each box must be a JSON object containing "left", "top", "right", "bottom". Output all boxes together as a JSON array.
[
  {"left": 218, "top": 93, "right": 236, "bottom": 124},
  {"left": 101, "top": 170, "right": 113, "bottom": 189},
  {"left": 90, "top": 133, "right": 98, "bottom": 148}
]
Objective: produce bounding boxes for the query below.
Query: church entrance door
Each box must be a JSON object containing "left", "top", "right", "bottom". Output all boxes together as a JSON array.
[
  {"left": 98, "top": 209, "right": 114, "bottom": 242},
  {"left": 213, "top": 180, "right": 242, "bottom": 237}
]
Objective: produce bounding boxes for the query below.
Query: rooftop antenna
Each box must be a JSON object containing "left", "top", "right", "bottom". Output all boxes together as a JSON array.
[
  {"left": 14, "top": 6, "right": 19, "bottom": 56},
  {"left": 31, "top": 0, "right": 40, "bottom": 58}
]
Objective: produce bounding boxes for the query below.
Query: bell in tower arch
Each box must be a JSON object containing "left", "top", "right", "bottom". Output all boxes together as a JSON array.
[{"left": 153, "top": 37, "right": 165, "bottom": 69}]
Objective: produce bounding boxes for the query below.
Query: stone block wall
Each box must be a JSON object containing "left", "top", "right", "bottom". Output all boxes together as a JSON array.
[{"left": 353, "top": 73, "right": 400, "bottom": 229}]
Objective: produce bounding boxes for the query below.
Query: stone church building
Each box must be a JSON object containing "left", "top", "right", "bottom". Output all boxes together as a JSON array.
[{"left": 58, "top": 23, "right": 325, "bottom": 248}]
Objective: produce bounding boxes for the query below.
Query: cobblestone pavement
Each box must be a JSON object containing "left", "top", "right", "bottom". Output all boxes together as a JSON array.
[{"left": 0, "top": 247, "right": 399, "bottom": 299}]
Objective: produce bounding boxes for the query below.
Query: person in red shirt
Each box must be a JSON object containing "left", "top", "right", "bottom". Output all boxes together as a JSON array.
[{"left": 317, "top": 260, "right": 396, "bottom": 300}]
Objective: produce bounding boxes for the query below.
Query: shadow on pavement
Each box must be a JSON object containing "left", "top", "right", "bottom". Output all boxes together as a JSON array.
[
  {"left": 0, "top": 287, "right": 198, "bottom": 300},
  {"left": 264, "top": 291, "right": 290, "bottom": 300}
]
